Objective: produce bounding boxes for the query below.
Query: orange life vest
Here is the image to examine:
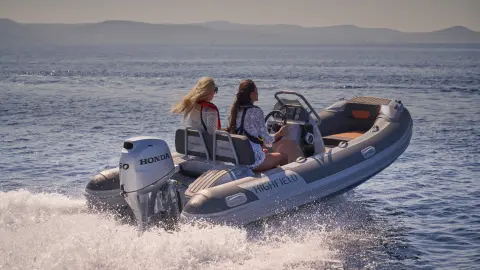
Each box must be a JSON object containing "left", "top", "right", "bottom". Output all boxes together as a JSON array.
[{"left": 198, "top": 102, "right": 221, "bottom": 131}]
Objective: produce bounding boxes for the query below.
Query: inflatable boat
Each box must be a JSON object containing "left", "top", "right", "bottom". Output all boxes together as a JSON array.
[{"left": 85, "top": 91, "right": 412, "bottom": 229}]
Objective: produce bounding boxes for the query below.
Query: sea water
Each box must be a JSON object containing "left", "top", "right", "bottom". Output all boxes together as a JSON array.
[{"left": 1, "top": 44, "right": 479, "bottom": 269}]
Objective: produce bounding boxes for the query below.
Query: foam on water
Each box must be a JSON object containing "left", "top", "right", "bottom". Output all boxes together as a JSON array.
[{"left": 0, "top": 190, "right": 345, "bottom": 270}]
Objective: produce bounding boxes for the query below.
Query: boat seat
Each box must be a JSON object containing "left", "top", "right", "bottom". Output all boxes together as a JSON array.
[
  {"left": 175, "top": 128, "right": 256, "bottom": 166},
  {"left": 345, "top": 98, "right": 386, "bottom": 120},
  {"left": 323, "top": 131, "right": 365, "bottom": 145}
]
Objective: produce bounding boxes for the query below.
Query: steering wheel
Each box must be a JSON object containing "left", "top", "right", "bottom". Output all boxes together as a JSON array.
[{"left": 264, "top": 109, "right": 287, "bottom": 134}]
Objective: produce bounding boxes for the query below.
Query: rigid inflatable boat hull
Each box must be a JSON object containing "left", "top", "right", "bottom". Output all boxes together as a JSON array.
[
  {"left": 84, "top": 167, "right": 128, "bottom": 213},
  {"left": 181, "top": 108, "right": 412, "bottom": 225}
]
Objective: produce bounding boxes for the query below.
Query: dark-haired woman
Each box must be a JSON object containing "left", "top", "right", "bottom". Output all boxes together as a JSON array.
[{"left": 227, "top": 80, "right": 288, "bottom": 171}]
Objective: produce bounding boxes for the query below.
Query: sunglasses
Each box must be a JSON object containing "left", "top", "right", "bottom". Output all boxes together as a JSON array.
[{"left": 214, "top": 86, "right": 218, "bottom": 94}]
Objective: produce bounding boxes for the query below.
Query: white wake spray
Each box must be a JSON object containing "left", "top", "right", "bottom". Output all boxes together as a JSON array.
[{"left": 0, "top": 190, "right": 346, "bottom": 270}]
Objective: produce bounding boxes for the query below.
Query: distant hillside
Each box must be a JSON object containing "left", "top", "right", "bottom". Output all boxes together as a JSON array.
[{"left": 1, "top": 19, "right": 479, "bottom": 45}]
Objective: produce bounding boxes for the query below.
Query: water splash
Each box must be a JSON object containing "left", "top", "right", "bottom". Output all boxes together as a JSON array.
[{"left": 0, "top": 190, "right": 342, "bottom": 270}]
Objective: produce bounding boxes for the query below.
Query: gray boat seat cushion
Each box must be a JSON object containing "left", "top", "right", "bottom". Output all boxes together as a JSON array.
[{"left": 175, "top": 129, "right": 256, "bottom": 165}]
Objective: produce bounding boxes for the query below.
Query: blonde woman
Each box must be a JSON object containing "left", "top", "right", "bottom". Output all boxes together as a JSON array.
[{"left": 171, "top": 77, "right": 220, "bottom": 134}]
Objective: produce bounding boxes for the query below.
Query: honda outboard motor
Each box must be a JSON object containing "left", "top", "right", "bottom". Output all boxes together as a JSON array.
[{"left": 119, "top": 136, "right": 177, "bottom": 230}]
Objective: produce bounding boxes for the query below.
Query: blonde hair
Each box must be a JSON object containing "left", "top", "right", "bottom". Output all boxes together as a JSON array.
[{"left": 171, "top": 77, "right": 217, "bottom": 118}]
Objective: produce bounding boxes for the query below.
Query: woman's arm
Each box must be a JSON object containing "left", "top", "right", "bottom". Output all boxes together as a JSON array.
[{"left": 251, "top": 107, "right": 276, "bottom": 147}]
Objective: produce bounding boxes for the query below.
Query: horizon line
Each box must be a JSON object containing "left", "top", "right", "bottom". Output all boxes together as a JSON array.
[{"left": 1, "top": 18, "right": 478, "bottom": 33}]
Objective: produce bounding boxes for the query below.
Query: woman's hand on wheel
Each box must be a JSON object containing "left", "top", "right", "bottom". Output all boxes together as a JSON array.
[{"left": 275, "top": 125, "right": 287, "bottom": 139}]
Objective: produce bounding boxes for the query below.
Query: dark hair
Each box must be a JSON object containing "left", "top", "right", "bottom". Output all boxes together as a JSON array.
[{"left": 227, "top": 79, "right": 257, "bottom": 133}]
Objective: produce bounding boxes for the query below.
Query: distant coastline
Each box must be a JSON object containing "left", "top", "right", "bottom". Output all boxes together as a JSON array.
[{"left": 1, "top": 19, "right": 479, "bottom": 45}]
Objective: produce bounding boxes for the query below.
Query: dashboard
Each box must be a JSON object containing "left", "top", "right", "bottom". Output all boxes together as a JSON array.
[{"left": 280, "top": 105, "right": 310, "bottom": 122}]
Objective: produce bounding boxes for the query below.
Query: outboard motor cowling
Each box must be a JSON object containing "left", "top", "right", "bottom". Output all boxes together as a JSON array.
[{"left": 119, "top": 136, "right": 176, "bottom": 229}]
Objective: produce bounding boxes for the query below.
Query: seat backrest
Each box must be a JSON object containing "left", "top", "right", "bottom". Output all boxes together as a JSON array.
[
  {"left": 345, "top": 103, "right": 380, "bottom": 120},
  {"left": 345, "top": 97, "right": 390, "bottom": 120},
  {"left": 174, "top": 128, "right": 211, "bottom": 159},
  {"left": 175, "top": 129, "right": 256, "bottom": 165}
]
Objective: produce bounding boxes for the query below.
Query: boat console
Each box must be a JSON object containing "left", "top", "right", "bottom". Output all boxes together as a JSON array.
[{"left": 265, "top": 91, "right": 326, "bottom": 160}]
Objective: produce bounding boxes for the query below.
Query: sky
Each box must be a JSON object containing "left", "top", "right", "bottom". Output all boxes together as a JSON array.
[{"left": 1, "top": 0, "right": 479, "bottom": 32}]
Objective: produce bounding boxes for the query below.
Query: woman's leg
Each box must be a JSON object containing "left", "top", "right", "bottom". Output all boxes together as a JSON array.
[{"left": 253, "top": 152, "right": 288, "bottom": 172}]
